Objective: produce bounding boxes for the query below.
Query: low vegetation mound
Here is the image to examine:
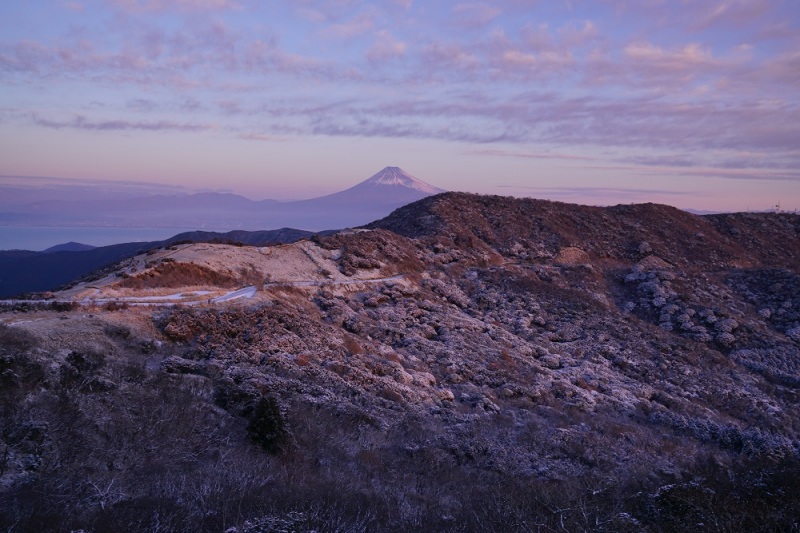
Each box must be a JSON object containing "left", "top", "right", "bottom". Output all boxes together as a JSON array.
[{"left": 118, "top": 261, "right": 241, "bottom": 289}]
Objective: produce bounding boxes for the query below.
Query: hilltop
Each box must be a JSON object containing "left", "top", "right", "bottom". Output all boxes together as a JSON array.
[
  {"left": 370, "top": 192, "right": 800, "bottom": 269},
  {"left": 0, "top": 227, "right": 321, "bottom": 298},
  {"left": 1, "top": 192, "right": 799, "bottom": 531}
]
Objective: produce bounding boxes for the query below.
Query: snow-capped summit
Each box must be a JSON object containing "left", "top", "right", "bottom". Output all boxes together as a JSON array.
[
  {"left": 294, "top": 167, "right": 446, "bottom": 218},
  {"left": 360, "top": 167, "right": 446, "bottom": 195}
]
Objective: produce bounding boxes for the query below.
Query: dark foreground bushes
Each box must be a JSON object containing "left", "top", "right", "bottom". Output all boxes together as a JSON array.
[
  {"left": 3, "top": 378, "right": 799, "bottom": 531},
  {"left": 1, "top": 327, "right": 799, "bottom": 532}
]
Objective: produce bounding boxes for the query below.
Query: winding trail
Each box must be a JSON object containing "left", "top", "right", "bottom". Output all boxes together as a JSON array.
[
  {"left": 1, "top": 274, "right": 406, "bottom": 309},
  {"left": 211, "top": 286, "right": 257, "bottom": 303}
]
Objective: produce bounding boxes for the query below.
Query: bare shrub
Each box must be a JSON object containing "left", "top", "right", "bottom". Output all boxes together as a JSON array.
[
  {"left": 343, "top": 333, "right": 363, "bottom": 355},
  {"left": 103, "top": 301, "right": 129, "bottom": 311},
  {"left": 0, "top": 324, "right": 37, "bottom": 352},
  {"left": 237, "top": 263, "right": 264, "bottom": 286}
]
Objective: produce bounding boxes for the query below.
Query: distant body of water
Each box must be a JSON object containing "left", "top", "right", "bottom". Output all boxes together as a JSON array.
[{"left": 0, "top": 226, "right": 198, "bottom": 252}]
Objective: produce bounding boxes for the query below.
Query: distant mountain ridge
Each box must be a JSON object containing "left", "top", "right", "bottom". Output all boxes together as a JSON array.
[
  {"left": 0, "top": 167, "right": 446, "bottom": 235},
  {"left": 43, "top": 242, "right": 96, "bottom": 253}
]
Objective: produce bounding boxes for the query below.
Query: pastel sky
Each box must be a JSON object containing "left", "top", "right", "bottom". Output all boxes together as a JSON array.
[{"left": 1, "top": 0, "right": 799, "bottom": 211}]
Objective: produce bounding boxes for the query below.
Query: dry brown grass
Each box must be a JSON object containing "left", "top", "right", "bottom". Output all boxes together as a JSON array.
[
  {"left": 118, "top": 262, "right": 240, "bottom": 289},
  {"left": 553, "top": 247, "right": 590, "bottom": 266}
]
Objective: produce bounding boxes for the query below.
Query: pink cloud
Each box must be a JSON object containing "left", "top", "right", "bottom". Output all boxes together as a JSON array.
[
  {"left": 520, "top": 23, "right": 553, "bottom": 50},
  {"left": 292, "top": 1, "right": 365, "bottom": 24},
  {"left": 584, "top": 164, "right": 800, "bottom": 183},
  {"left": 623, "top": 41, "right": 717, "bottom": 69},
  {"left": 0, "top": 38, "right": 157, "bottom": 78},
  {"left": 126, "top": 98, "right": 158, "bottom": 112},
  {"left": 520, "top": 19, "right": 601, "bottom": 51},
  {"left": 452, "top": 3, "right": 502, "bottom": 28},
  {"left": 693, "top": 0, "right": 772, "bottom": 30},
  {"left": 296, "top": 8, "right": 325, "bottom": 23},
  {"left": 32, "top": 113, "right": 215, "bottom": 132},
  {"left": 237, "top": 132, "right": 284, "bottom": 141},
  {"left": 482, "top": 27, "right": 578, "bottom": 78},
  {"left": 422, "top": 42, "right": 480, "bottom": 72},
  {"left": 498, "top": 48, "right": 574, "bottom": 70},
  {"left": 366, "top": 30, "right": 407, "bottom": 62},
  {"left": 324, "top": 12, "right": 375, "bottom": 38},
  {"left": 762, "top": 50, "right": 800, "bottom": 86},
  {"left": 112, "top": 0, "right": 242, "bottom": 12},
  {"left": 582, "top": 38, "right": 762, "bottom": 93},
  {"left": 2, "top": 0, "right": 797, "bottom": 182},
  {"left": 468, "top": 148, "right": 599, "bottom": 161},
  {"left": 0, "top": 17, "right": 355, "bottom": 90},
  {"left": 558, "top": 20, "right": 600, "bottom": 47},
  {"left": 590, "top": 0, "right": 775, "bottom": 32},
  {"left": 216, "top": 100, "right": 243, "bottom": 115},
  {"left": 497, "top": 185, "right": 700, "bottom": 199},
  {"left": 63, "top": 1, "right": 85, "bottom": 12}
]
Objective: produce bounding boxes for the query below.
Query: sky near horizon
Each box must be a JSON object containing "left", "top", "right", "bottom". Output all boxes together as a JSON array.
[{"left": 1, "top": 0, "right": 799, "bottom": 211}]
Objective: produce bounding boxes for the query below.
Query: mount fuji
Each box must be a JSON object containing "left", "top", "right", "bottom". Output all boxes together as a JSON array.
[
  {"left": 267, "top": 166, "right": 445, "bottom": 229},
  {"left": 0, "top": 167, "right": 448, "bottom": 245},
  {"left": 296, "top": 166, "right": 446, "bottom": 209},
  {"left": 350, "top": 166, "right": 445, "bottom": 195}
]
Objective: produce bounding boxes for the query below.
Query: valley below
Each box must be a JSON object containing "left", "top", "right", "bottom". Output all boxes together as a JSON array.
[{"left": 2, "top": 192, "right": 800, "bottom": 531}]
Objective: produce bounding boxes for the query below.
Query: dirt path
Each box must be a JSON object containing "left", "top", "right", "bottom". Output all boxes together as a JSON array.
[{"left": 2, "top": 274, "right": 406, "bottom": 309}]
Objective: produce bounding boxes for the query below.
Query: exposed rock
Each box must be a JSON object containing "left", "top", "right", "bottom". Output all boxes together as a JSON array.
[
  {"left": 161, "top": 355, "right": 206, "bottom": 375},
  {"left": 637, "top": 254, "right": 673, "bottom": 270}
]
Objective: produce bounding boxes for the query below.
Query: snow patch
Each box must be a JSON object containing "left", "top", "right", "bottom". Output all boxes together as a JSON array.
[{"left": 362, "top": 167, "right": 445, "bottom": 194}]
